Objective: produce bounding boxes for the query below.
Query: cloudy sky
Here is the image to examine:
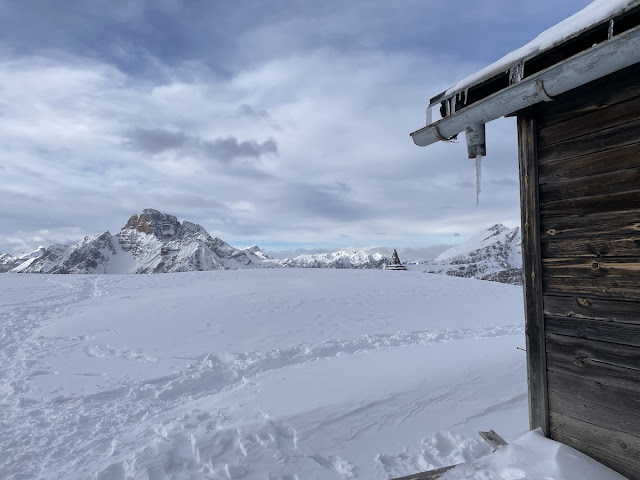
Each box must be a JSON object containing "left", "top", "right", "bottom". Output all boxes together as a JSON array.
[{"left": 0, "top": 0, "right": 593, "bottom": 255}]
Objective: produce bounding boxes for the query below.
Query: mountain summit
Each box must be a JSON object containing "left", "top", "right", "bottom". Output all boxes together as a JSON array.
[
  {"left": 2, "top": 209, "right": 390, "bottom": 274},
  {"left": 9, "top": 209, "right": 268, "bottom": 274},
  {"left": 423, "top": 224, "right": 522, "bottom": 284}
]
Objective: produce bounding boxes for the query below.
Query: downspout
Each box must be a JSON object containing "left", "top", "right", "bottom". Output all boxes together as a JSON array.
[{"left": 411, "top": 24, "right": 640, "bottom": 147}]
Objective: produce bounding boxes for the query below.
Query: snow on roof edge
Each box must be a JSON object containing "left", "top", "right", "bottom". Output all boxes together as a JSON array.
[{"left": 440, "top": 0, "right": 640, "bottom": 101}]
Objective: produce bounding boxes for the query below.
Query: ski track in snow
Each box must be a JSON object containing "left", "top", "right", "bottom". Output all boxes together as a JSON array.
[{"left": 0, "top": 274, "right": 525, "bottom": 479}]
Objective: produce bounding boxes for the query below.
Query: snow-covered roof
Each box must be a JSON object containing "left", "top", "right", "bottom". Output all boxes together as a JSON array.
[{"left": 433, "top": 0, "right": 640, "bottom": 105}]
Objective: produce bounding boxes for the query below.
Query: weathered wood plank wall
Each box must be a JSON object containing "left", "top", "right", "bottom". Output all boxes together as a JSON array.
[{"left": 522, "top": 61, "right": 640, "bottom": 479}]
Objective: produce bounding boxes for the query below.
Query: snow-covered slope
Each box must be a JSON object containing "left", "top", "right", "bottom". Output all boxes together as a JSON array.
[
  {"left": 280, "top": 249, "right": 388, "bottom": 269},
  {"left": 422, "top": 224, "right": 522, "bottom": 285},
  {"left": 12, "top": 209, "right": 270, "bottom": 274},
  {"left": 0, "top": 246, "right": 47, "bottom": 273},
  {"left": 0, "top": 269, "right": 527, "bottom": 479}
]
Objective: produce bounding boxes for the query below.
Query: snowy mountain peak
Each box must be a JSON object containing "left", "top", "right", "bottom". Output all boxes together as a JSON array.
[
  {"left": 122, "top": 208, "right": 182, "bottom": 240},
  {"left": 435, "top": 224, "right": 511, "bottom": 262},
  {"left": 244, "top": 245, "right": 271, "bottom": 260},
  {"left": 19, "top": 246, "right": 47, "bottom": 260},
  {"left": 3, "top": 209, "right": 393, "bottom": 274},
  {"left": 426, "top": 224, "right": 522, "bottom": 284}
]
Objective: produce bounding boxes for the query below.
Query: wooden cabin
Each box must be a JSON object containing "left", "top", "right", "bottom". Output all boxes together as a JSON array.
[{"left": 410, "top": 1, "right": 640, "bottom": 478}]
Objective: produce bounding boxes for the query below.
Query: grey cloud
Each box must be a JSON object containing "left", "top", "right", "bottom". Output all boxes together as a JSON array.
[
  {"left": 335, "top": 182, "right": 352, "bottom": 194},
  {"left": 125, "top": 128, "right": 190, "bottom": 154},
  {"left": 202, "top": 137, "right": 278, "bottom": 162},
  {"left": 238, "top": 104, "right": 271, "bottom": 120},
  {"left": 279, "top": 183, "right": 372, "bottom": 222},
  {"left": 456, "top": 181, "right": 474, "bottom": 189},
  {"left": 124, "top": 128, "right": 278, "bottom": 162}
]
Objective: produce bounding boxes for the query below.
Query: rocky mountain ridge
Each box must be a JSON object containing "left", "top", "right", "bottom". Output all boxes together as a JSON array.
[
  {"left": 1, "top": 209, "right": 391, "bottom": 273},
  {"left": 421, "top": 224, "right": 522, "bottom": 285}
]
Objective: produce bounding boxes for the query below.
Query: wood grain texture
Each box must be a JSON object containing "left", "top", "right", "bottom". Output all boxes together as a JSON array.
[
  {"left": 538, "top": 117, "right": 640, "bottom": 165},
  {"left": 539, "top": 189, "right": 640, "bottom": 219},
  {"left": 537, "top": 62, "right": 640, "bottom": 130},
  {"left": 539, "top": 142, "right": 640, "bottom": 184},
  {"left": 538, "top": 92, "right": 640, "bottom": 148},
  {"left": 539, "top": 166, "right": 640, "bottom": 204},
  {"left": 551, "top": 428, "right": 640, "bottom": 480},
  {"left": 540, "top": 210, "right": 640, "bottom": 241},
  {"left": 518, "top": 108, "right": 549, "bottom": 435},
  {"left": 548, "top": 370, "right": 640, "bottom": 417},
  {"left": 546, "top": 314, "right": 640, "bottom": 347},
  {"left": 541, "top": 235, "right": 640, "bottom": 258},
  {"left": 546, "top": 333, "right": 640, "bottom": 387},
  {"left": 550, "top": 410, "right": 640, "bottom": 469},
  {"left": 548, "top": 389, "right": 640, "bottom": 439},
  {"left": 542, "top": 257, "right": 640, "bottom": 299},
  {"left": 540, "top": 92, "right": 640, "bottom": 150},
  {"left": 544, "top": 294, "right": 640, "bottom": 324},
  {"left": 391, "top": 465, "right": 457, "bottom": 480}
]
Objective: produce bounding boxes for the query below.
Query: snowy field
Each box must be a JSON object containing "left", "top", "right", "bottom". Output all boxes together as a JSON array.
[{"left": 1, "top": 270, "right": 530, "bottom": 479}]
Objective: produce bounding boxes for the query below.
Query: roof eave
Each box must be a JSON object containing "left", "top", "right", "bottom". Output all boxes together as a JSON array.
[{"left": 410, "top": 24, "right": 640, "bottom": 147}]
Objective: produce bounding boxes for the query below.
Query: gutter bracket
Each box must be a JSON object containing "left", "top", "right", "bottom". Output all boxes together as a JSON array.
[
  {"left": 434, "top": 125, "right": 458, "bottom": 143},
  {"left": 535, "top": 79, "right": 554, "bottom": 102}
]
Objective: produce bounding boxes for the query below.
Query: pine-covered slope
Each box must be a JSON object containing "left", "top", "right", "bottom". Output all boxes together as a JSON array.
[{"left": 423, "top": 224, "right": 522, "bottom": 285}]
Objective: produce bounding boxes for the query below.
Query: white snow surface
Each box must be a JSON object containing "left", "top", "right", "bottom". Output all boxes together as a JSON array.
[
  {"left": 1, "top": 269, "right": 531, "bottom": 479},
  {"left": 0, "top": 270, "right": 624, "bottom": 479},
  {"left": 440, "top": 429, "right": 627, "bottom": 480},
  {"left": 443, "top": 0, "right": 640, "bottom": 98}
]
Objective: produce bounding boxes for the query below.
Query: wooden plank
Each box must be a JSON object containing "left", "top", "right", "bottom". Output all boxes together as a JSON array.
[
  {"left": 548, "top": 370, "right": 640, "bottom": 417},
  {"left": 540, "top": 210, "right": 640, "bottom": 241},
  {"left": 536, "top": 61, "right": 640, "bottom": 130},
  {"left": 538, "top": 92, "right": 640, "bottom": 149},
  {"left": 538, "top": 117, "right": 640, "bottom": 165},
  {"left": 541, "top": 234, "right": 640, "bottom": 258},
  {"left": 539, "top": 189, "right": 640, "bottom": 218},
  {"left": 478, "top": 430, "right": 508, "bottom": 450},
  {"left": 544, "top": 294, "right": 640, "bottom": 324},
  {"left": 544, "top": 277, "right": 640, "bottom": 300},
  {"left": 546, "top": 333, "right": 640, "bottom": 387},
  {"left": 548, "top": 389, "right": 640, "bottom": 441},
  {"left": 551, "top": 429, "right": 640, "bottom": 480},
  {"left": 542, "top": 257, "right": 640, "bottom": 299},
  {"left": 539, "top": 166, "right": 640, "bottom": 204},
  {"left": 539, "top": 142, "right": 640, "bottom": 184},
  {"left": 546, "top": 314, "right": 640, "bottom": 347},
  {"left": 391, "top": 464, "right": 457, "bottom": 480},
  {"left": 550, "top": 410, "right": 640, "bottom": 472},
  {"left": 517, "top": 108, "right": 549, "bottom": 435}
]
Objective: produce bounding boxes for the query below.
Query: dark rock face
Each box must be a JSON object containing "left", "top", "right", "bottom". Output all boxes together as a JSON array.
[{"left": 123, "top": 209, "right": 182, "bottom": 239}]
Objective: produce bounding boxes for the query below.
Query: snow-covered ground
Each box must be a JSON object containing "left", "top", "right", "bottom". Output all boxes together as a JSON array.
[{"left": 1, "top": 269, "right": 620, "bottom": 480}]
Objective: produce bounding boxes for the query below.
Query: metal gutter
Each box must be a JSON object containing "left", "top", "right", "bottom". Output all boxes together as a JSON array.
[{"left": 410, "top": 24, "right": 640, "bottom": 147}]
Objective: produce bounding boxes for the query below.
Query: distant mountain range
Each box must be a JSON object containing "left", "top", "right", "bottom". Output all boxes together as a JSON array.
[
  {"left": 0, "top": 211, "right": 522, "bottom": 283},
  {"left": 420, "top": 224, "right": 522, "bottom": 285},
  {"left": 0, "top": 209, "right": 391, "bottom": 273}
]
